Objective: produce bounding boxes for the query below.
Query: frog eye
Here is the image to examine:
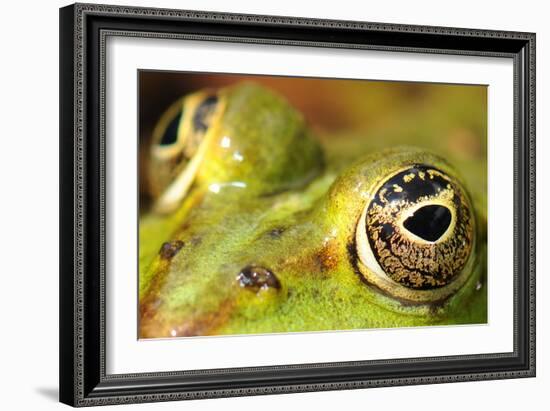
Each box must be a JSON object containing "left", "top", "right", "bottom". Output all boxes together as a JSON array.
[
  {"left": 152, "top": 94, "right": 219, "bottom": 159},
  {"left": 355, "top": 164, "right": 475, "bottom": 303},
  {"left": 148, "top": 93, "right": 222, "bottom": 212}
]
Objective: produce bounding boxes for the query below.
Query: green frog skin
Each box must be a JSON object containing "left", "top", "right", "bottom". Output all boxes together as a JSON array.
[{"left": 139, "top": 82, "right": 487, "bottom": 338}]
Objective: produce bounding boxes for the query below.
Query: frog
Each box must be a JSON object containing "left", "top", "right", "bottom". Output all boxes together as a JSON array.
[{"left": 139, "top": 82, "right": 487, "bottom": 338}]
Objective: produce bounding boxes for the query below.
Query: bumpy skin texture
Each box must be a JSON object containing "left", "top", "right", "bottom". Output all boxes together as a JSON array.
[
  {"left": 196, "top": 83, "right": 324, "bottom": 192},
  {"left": 139, "top": 83, "right": 487, "bottom": 338}
]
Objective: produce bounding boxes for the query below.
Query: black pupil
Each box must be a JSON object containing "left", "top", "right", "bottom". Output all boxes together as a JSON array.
[
  {"left": 159, "top": 110, "right": 183, "bottom": 146},
  {"left": 192, "top": 95, "right": 218, "bottom": 132},
  {"left": 403, "top": 204, "right": 452, "bottom": 242}
]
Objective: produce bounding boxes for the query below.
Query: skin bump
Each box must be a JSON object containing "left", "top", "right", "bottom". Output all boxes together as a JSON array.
[
  {"left": 237, "top": 265, "right": 281, "bottom": 291},
  {"left": 159, "top": 240, "right": 185, "bottom": 259}
]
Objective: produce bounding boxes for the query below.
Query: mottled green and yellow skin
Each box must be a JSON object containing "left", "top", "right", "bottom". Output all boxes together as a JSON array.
[{"left": 139, "top": 82, "right": 487, "bottom": 338}]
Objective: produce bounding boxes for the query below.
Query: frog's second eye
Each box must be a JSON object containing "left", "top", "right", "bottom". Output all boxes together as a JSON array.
[
  {"left": 152, "top": 94, "right": 219, "bottom": 158},
  {"left": 148, "top": 93, "right": 222, "bottom": 211},
  {"left": 355, "top": 165, "right": 475, "bottom": 303}
]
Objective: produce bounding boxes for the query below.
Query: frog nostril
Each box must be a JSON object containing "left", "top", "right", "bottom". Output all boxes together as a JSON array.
[
  {"left": 159, "top": 240, "right": 185, "bottom": 259},
  {"left": 403, "top": 205, "right": 452, "bottom": 242},
  {"left": 237, "top": 265, "right": 281, "bottom": 291},
  {"left": 267, "top": 227, "right": 286, "bottom": 239}
]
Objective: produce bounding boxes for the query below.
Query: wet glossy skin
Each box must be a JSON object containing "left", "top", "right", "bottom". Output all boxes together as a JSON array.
[{"left": 139, "top": 83, "right": 487, "bottom": 338}]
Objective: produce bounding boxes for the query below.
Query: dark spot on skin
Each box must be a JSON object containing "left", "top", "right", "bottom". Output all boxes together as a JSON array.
[
  {"left": 268, "top": 227, "right": 286, "bottom": 238},
  {"left": 190, "top": 236, "right": 202, "bottom": 246},
  {"left": 311, "top": 289, "right": 321, "bottom": 301},
  {"left": 159, "top": 240, "right": 184, "bottom": 259},
  {"left": 237, "top": 265, "right": 281, "bottom": 291}
]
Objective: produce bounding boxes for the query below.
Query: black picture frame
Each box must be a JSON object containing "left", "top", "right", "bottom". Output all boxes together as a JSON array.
[{"left": 59, "top": 3, "right": 536, "bottom": 407}]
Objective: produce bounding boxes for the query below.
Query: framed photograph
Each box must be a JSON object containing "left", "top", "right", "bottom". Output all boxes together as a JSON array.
[{"left": 59, "top": 3, "right": 536, "bottom": 407}]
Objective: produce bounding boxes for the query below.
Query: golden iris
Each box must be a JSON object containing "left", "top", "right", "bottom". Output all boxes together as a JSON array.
[{"left": 356, "top": 164, "right": 475, "bottom": 302}]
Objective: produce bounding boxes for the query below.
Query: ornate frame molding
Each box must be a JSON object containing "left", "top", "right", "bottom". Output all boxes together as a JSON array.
[{"left": 59, "top": 3, "right": 535, "bottom": 407}]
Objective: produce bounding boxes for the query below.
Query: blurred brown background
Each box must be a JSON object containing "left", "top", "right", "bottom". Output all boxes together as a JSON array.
[{"left": 139, "top": 71, "right": 487, "bottom": 205}]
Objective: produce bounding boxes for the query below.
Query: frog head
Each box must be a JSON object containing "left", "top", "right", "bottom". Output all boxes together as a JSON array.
[
  {"left": 139, "top": 83, "right": 486, "bottom": 338},
  {"left": 148, "top": 82, "right": 323, "bottom": 213}
]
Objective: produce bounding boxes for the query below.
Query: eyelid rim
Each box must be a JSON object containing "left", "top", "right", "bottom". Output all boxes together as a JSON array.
[{"left": 354, "top": 164, "right": 476, "bottom": 304}]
